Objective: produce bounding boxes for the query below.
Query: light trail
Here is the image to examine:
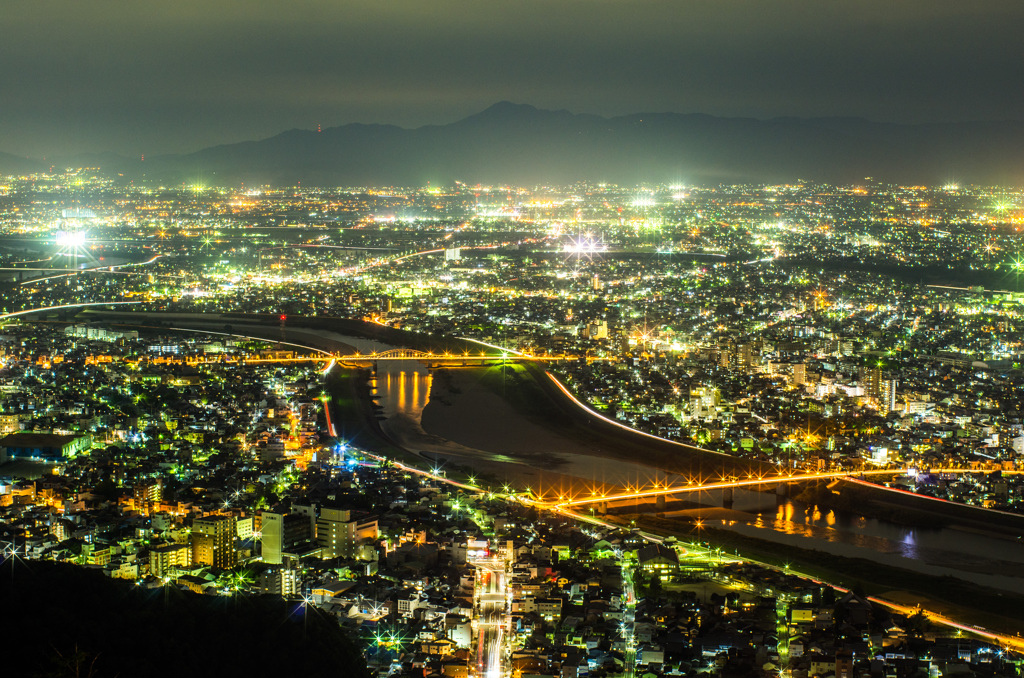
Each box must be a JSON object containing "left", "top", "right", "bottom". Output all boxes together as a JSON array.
[
  {"left": 540, "top": 497, "right": 1024, "bottom": 651},
  {"left": 387, "top": 244, "right": 501, "bottom": 265},
  {"left": 258, "top": 244, "right": 399, "bottom": 252},
  {"left": 843, "top": 476, "right": 1024, "bottom": 519},
  {"left": 6, "top": 255, "right": 56, "bottom": 265},
  {"left": 348, "top": 438, "right": 1024, "bottom": 653},
  {"left": 544, "top": 370, "right": 738, "bottom": 461},
  {"left": 2, "top": 267, "right": 153, "bottom": 274},
  {"left": 471, "top": 557, "right": 511, "bottom": 678},
  {"left": 549, "top": 468, "right": 1024, "bottom": 510},
  {"left": 334, "top": 243, "right": 503, "bottom": 278},
  {"left": 0, "top": 301, "right": 146, "bottom": 321},
  {"left": 16, "top": 254, "right": 173, "bottom": 286},
  {"left": 544, "top": 369, "right": 1022, "bottom": 513},
  {"left": 149, "top": 325, "right": 333, "bottom": 357},
  {"left": 548, "top": 470, "right": 899, "bottom": 509},
  {"left": 459, "top": 336, "right": 526, "bottom": 356},
  {"left": 322, "top": 393, "right": 337, "bottom": 438}
]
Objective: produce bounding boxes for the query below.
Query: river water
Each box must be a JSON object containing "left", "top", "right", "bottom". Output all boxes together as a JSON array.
[
  {"left": 305, "top": 331, "right": 1024, "bottom": 596},
  {"left": 364, "top": 361, "right": 1024, "bottom": 595},
  {"left": 669, "top": 488, "right": 1024, "bottom": 595},
  {"left": 373, "top": 362, "right": 432, "bottom": 425}
]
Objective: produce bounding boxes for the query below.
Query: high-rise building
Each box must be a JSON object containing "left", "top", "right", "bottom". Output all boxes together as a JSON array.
[
  {"left": 586, "top": 320, "right": 609, "bottom": 340},
  {"left": 133, "top": 479, "right": 162, "bottom": 514},
  {"left": 261, "top": 512, "right": 286, "bottom": 565},
  {"left": 689, "top": 386, "right": 720, "bottom": 420},
  {"left": 859, "top": 365, "right": 883, "bottom": 398},
  {"left": 879, "top": 379, "right": 897, "bottom": 414},
  {"left": 150, "top": 542, "right": 192, "bottom": 577},
  {"left": 317, "top": 507, "right": 378, "bottom": 559},
  {"left": 317, "top": 507, "right": 356, "bottom": 559},
  {"left": 260, "top": 511, "right": 313, "bottom": 565},
  {"left": 736, "top": 342, "right": 759, "bottom": 371},
  {"left": 192, "top": 515, "right": 237, "bottom": 569}
]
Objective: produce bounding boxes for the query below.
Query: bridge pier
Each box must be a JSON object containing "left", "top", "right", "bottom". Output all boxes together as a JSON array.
[
  {"left": 722, "top": 486, "right": 734, "bottom": 509},
  {"left": 656, "top": 494, "right": 666, "bottom": 510}
]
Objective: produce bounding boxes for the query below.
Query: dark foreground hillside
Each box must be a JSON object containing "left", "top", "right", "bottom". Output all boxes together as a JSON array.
[{"left": 0, "top": 561, "right": 369, "bottom": 678}]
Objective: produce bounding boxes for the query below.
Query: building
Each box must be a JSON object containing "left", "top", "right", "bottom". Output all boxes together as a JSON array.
[
  {"left": 64, "top": 324, "right": 139, "bottom": 342},
  {"left": 689, "top": 386, "right": 719, "bottom": 420},
  {"left": 317, "top": 507, "right": 355, "bottom": 559},
  {"left": 879, "top": 379, "right": 897, "bottom": 414},
  {"left": 317, "top": 507, "right": 378, "bottom": 559},
  {"left": 149, "top": 543, "right": 192, "bottom": 577},
  {"left": 637, "top": 544, "right": 679, "bottom": 580},
  {"left": 586, "top": 320, "right": 609, "bottom": 340},
  {"left": 133, "top": 480, "right": 162, "bottom": 514},
  {"left": 261, "top": 511, "right": 313, "bottom": 565},
  {"left": 0, "top": 432, "right": 92, "bottom": 462},
  {"left": 737, "top": 341, "right": 760, "bottom": 371},
  {"left": 859, "top": 365, "right": 883, "bottom": 398},
  {"left": 192, "top": 515, "right": 237, "bottom": 569},
  {"left": 0, "top": 413, "right": 22, "bottom": 435},
  {"left": 259, "top": 567, "right": 299, "bottom": 596}
]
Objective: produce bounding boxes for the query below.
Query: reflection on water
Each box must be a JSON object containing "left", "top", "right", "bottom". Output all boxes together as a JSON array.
[
  {"left": 342, "top": 335, "right": 1024, "bottom": 592},
  {"left": 374, "top": 363, "right": 432, "bottom": 423},
  {"left": 716, "top": 494, "right": 1024, "bottom": 592},
  {"left": 761, "top": 501, "right": 928, "bottom": 559}
]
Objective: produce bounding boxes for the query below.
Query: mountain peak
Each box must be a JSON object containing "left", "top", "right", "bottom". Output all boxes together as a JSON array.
[
  {"left": 477, "top": 101, "right": 540, "bottom": 117},
  {"left": 5, "top": 104, "right": 1020, "bottom": 186}
]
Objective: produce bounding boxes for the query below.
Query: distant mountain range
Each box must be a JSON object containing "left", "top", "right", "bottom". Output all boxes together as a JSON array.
[{"left": 4, "top": 102, "right": 1024, "bottom": 186}]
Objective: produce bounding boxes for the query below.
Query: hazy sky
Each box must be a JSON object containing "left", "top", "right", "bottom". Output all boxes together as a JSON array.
[{"left": 3, "top": 0, "right": 1022, "bottom": 157}]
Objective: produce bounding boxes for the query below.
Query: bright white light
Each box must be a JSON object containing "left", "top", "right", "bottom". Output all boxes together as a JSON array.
[
  {"left": 562, "top": 235, "right": 606, "bottom": 257},
  {"left": 56, "top": 231, "right": 86, "bottom": 248}
]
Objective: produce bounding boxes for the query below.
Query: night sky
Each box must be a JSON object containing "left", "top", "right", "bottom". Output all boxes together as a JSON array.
[{"left": 4, "top": 0, "right": 1022, "bottom": 158}]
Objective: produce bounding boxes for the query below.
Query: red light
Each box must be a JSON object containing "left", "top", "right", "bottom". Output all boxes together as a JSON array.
[{"left": 279, "top": 315, "right": 287, "bottom": 322}]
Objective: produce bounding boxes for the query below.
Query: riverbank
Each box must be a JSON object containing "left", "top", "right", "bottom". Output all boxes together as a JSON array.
[
  {"left": 322, "top": 366, "right": 424, "bottom": 467},
  {"left": 624, "top": 513, "right": 1024, "bottom": 637},
  {"left": 423, "top": 363, "right": 769, "bottom": 481}
]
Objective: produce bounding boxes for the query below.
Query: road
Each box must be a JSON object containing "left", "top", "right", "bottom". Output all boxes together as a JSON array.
[
  {"left": 620, "top": 560, "right": 637, "bottom": 678},
  {"left": 473, "top": 558, "right": 510, "bottom": 678}
]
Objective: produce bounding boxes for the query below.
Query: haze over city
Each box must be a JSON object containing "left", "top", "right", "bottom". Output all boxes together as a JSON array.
[{"left": 3, "top": 1, "right": 1023, "bottom": 158}]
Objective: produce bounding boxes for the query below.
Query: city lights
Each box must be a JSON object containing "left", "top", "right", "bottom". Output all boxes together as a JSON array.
[{"left": 0, "top": 174, "right": 1023, "bottom": 675}]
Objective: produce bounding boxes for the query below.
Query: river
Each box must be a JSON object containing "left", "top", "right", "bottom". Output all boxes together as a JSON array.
[
  {"left": 132, "top": 322, "right": 1024, "bottom": 599},
  {"left": 365, "top": 361, "right": 1024, "bottom": 596},
  {"left": 666, "top": 488, "right": 1024, "bottom": 595}
]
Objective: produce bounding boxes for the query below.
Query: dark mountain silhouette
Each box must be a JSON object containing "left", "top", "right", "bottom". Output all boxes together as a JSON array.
[
  {"left": 0, "top": 150, "right": 43, "bottom": 175},
  {"left": 1, "top": 560, "right": 370, "bottom": 678},
  {"left": 5, "top": 102, "right": 1024, "bottom": 186}
]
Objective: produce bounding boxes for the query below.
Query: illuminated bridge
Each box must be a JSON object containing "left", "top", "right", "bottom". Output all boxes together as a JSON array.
[
  {"left": 539, "top": 468, "right": 1024, "bottom": 512},
  {"left": 87, "top": 348, "right": 556, "bottom": 368},
  {"left": 335, "top": 347, "right": 551, "bottom": 363}
]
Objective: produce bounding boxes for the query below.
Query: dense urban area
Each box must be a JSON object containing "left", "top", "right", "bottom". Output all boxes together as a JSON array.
[{"left": 2, "top": 168, "right": 1024, "bottom": 677}]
